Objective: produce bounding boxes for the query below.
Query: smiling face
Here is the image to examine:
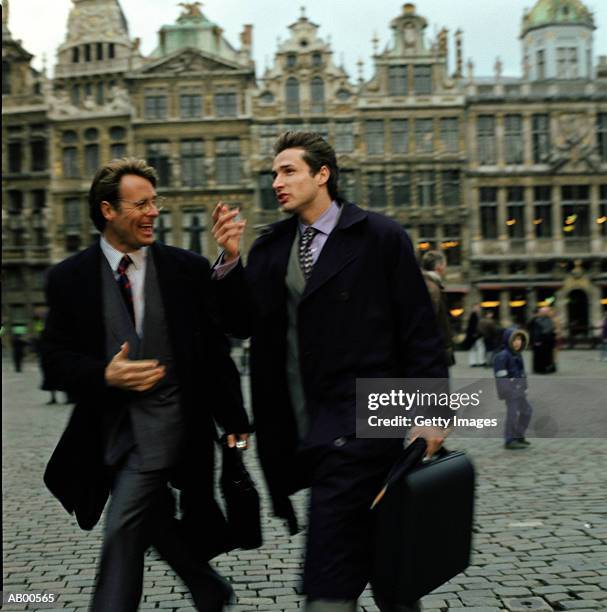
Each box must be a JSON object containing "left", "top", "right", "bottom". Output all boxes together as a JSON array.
[
  {"left": 272, "top": 147, "right": 331, "bottom": 223},
  {"left": 101, "top": 173, "right": 159, "bottom": 252}
]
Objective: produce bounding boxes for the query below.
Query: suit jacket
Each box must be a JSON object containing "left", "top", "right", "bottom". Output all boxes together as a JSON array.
[
  {"left": 216, "top": 201, "right": 447, "bottom": 525},
  {"left": 41, "top": 240, "right": 249, "bottom": 540}
]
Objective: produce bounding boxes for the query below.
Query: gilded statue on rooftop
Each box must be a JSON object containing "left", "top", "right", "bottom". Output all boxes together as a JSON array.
[{"left": 178, "top": 2, "right": 203, "bottom": 18}]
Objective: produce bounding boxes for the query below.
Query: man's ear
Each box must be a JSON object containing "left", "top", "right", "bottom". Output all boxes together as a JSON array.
[
  {"left": 317, "top": 165, "right": 330, "bottom": 187},
  {"left": 100, "top": 200, "right": 115, "bottom": 222}
]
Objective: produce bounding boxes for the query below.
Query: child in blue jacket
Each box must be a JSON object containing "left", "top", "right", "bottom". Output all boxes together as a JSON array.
[{"left": 494, "top": 328, "right": 533, "bottom": 450}]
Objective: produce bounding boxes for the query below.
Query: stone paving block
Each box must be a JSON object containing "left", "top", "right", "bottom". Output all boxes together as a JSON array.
[{"left": 503, "top": 597, "right": 553, "bottom": 611}]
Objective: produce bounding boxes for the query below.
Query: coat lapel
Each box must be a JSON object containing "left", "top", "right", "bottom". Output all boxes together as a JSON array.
[{"left": 301, "top": 202, "right": 367, "bottom": 302}]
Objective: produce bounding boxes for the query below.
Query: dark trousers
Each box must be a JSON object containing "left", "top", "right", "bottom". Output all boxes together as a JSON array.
[
  {"left": 92, "top": 451, "right": 227, "bottom": 612},
  {"left": 504, "top": 396, "right": 533, "bottom": 443},
  {"left": 301, "top": 437, "right": 403, "bottom": 600}
]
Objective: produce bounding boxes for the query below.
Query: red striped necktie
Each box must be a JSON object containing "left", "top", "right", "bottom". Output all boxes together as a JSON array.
[{"left": 116, "top": 255, "right": 135, "bottom": 326}]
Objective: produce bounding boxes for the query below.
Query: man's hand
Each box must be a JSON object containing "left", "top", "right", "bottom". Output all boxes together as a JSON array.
[
  {"left": 105, "top": 342, "right": 166, "bottom": 392},
  {"left": 407, "top": 425, "right": 449, "bottom": 458},
  {"left": 212, "top": 202, "right": 246, "bottom": 263},
  {"left": 226, "top": 432, "right": 250, "bottom": 449}
]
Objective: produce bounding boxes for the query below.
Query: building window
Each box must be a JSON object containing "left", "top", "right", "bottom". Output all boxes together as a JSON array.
[
  {"left": 84, "top": 144, "right": 99, "bottom": 176},
  {"left": 285, "top": 78, "right": 300, "bottom": 114},
  {"left": 418, "top": 224, "right": 437, "bottom": 254},
  {"left": 259, "top": 124, "right": 278, "bottom": 155},
  {"left": 479, "top": 187, "right": 498, "bottom": 239},
  {"left": 8, "top": 141, "right": 22, "bottom": 173},
  {"left": 413, "top": 65, "right": 432, "bottom": 94},
  {"left": 180, "top": 139, "right": 205, "bottom": 187},
  {"left": 504, "top": 114, "right": 523, "bottom": 164},
  {"left": 417, "top": 171, "right": 436, "bottom": 207},
  {"left": 598, "top": 113, "right": 607, "bottom": 162},
  {"left": 557, "top": 46, "right": 578, "bottom": 78},
  {"left": 216, "top": 139, "right": 241, "bottom": 185},
  {"left": 415, "top": 118, "right": 433, "bottom": 153},
  {"left": 146, "top": 141, "right": 171, "bottom": 186},
  {"left": 71, "top": 84, "right": 81, "bottom": 106},
  {"left": 532, "top": 114, "right": 550, "bottom": 163},
  {"left": 561, "top": 185, "right": 590, "bottom": 238},
  {"left": 96, "top": 43, "right": 103, "bottom": 61},
  {"left": 182, "top": 210, "right": 206, "bottom": 255},
  {"left": 537, "top": 49, "right": 545, "bottom": 79},
  {"left": 365, "top": 120, "right": 384, "bottom": 155},
  {"left": 286, "top": 54, "right": 297, "bottom": 68},
  {"left": 72, "top": 47, "right": 80, "bottom": 63},
  {"left": 367, "top": 172, "right": 386, "bottom": 208},
  {"left": 214, "top": 92, "right": 237, "bottom": 117},
  {"left": 96, "top": 82, "right": 104, "bottom": 105},
  {"left": 477, "top": 115, "right": 496, "bottom": 165},
  {"left": 391, "top": 119, "right": 409, "bottom": 154},
  {"left": 439, "top": 118, "right": 459, "bottom": 153},
  {"left": 259, "top": 172, "right": 275, "bottom": 210},
  {"left": 64, "top": 198, "right": 81, "bottom": 231},
  {"left": 506, "top": 186, "right": 525, "bottom": 239},
  {"left": 533, "top": 186, "right": 552, "bottom": 238},
  {"left": 62, "top": 147, "right": 79, "bottom": 178},
  {"left": 155, "top": 210, "right": 173, "bottom": 245},
  {"left": 111, "top": 143, "right": 127, "bottom": 158},
  {"left": 441, "top": 170, "right": 460, "bottom": 207},
  {"left": 312, "top": 52, "right": 322, "bottom": 67},
  {"left": 5, "top": 269, "right": 24, "bottom": 291},
  {"left": 310, "top": 77, "right": 325, "bottom": 113},
  {"left": 311, "top": 122, "right": 329, "bottom": 141},
  {"left": 441, "top": 224, "right": 461, "bottom": 266},
  {"left": 340, "top": 170, "right": 358, "bottom": 203},
  {"left": 334, "top": 122, "right": 354, "bottom": 153},
  {"left": 32, "top": 189, "right": 46, "bottom": 212},
  {"left": 599, "top": 185, "right": 607, "bottom": 238},
  {"left": 388, "top": 66, "right": 408, "bottom": 96},
  {"left": 144, "top": 95, "right": 167, "bottom": 120},
  {"left": 84, "top": 44, "right": 91, "bottom": 62},
  {"left": 180, "top": 94, "right": 202, "bottom": 119},
  {"left": 392, "top": 172, "right": 411, "bottom": 207},
  {"left": 7, "top": 190, "right": 23, "bottom": 215},
  {"left": 109, "top": 43, "right": 115, "bottom": 59}
]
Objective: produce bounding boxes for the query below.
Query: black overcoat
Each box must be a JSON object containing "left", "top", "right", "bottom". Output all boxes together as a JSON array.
[
  {"left": 41, "top": 240, "right": 249, "bottom": 554},
  {"left": 216, "top": 202, "right": 447, "bottom": 526}
]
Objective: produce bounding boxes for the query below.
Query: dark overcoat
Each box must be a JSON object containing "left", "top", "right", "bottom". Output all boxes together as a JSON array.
[
  {"left": 41, "top": 240, "right": 249, "bottom": 555},
  {"left": 216, "top": 202, "right": 447, "bottom": 526}
]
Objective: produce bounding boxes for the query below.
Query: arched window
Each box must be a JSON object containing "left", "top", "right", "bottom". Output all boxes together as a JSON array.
[
  {"left": 286, "top": 77, "right": 300, "bottom": 114},
  {"left": 310, "top": 77, "right": 325, "bottom": 113}
]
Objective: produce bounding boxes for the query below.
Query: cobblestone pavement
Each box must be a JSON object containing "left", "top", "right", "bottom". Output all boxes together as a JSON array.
[{"left": 2, "top": 351, "right": 606, "bottom": 611}]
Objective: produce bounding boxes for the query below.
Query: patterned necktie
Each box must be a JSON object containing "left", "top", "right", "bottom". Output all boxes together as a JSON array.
[
  {"left": 299, "top": 226, "right": 318, "bottom": 281},
  {"left": 116, "top": 255, "right": 135, "bottom": 326}
]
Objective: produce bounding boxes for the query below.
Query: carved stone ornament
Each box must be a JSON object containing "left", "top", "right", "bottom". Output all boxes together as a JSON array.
[{"left": 548, "top": 113, "right": 601, "bottom": 172}]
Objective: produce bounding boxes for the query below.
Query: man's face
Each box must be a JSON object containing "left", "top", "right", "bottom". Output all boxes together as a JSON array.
[
  {"left": 272, "top": 148, "right": 327, "bottom": 216},
  {"left": 102, "top": 174, "right": 159, "bottom": 251}
]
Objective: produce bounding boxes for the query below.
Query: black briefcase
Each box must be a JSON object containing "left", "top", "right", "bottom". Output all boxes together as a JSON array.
[{"left": 371, "top": 439, "right": 475, "bottom": 604}]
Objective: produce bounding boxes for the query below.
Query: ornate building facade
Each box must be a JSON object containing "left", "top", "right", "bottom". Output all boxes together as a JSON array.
[{"left": 3, "top": 0, "right": 606, "bottom": 340}]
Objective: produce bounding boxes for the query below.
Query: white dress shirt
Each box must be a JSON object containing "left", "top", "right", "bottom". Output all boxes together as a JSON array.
[{"left": 100, "top": 236, "right": 148, "bottom": 337}]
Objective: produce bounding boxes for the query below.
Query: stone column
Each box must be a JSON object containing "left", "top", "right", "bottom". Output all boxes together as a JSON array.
[{"left": 552, "top": 183, "right": 563, "bottom": 255}]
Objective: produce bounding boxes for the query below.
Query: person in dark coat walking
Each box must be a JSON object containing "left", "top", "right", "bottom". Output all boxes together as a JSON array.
[
  {"left": 211, "top": 132, "right": 448, "bottom": 612},
  {"left": 11, "top": 333, "right": 28, "bottom": 373},
  {"left": 41, "top": 158, "right": 250, "bottom": 612},
  {"left": 494, "top": 328, "right": 533, "bottom": 450},
  {"left": 530, "top": 306, "right": 556, "bottom": 373},
  {"left": 421, "top": 250, "right": 455, "bottom": 367}
]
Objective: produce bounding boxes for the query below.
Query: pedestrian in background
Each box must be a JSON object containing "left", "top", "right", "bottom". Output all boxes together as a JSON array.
[
  {"left": 478, "top": 310, "right": 499, "bottom": 367},
  {"left": 11, "top": 333, "right": 27, "bottom": 373},
  {"left": 600, "top": 314, "right": 607, "bottom": 362},
  {"left": 463, "top": 303, "right": 484, "bottom": 367},
  {"left": 530, "top": 306, "right": 556, "bottom": 374},
  {"left": 421, "top": 250, "right": 455, "bottom": 367},
  {"left": 494, "top": 328, "right": 533, "bottom": 450}
]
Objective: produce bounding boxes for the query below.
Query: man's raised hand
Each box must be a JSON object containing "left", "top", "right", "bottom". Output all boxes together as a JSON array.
[
  {"left": 105, "top": 342, "right": 166, "bottom": 392},
  {"left": 212, "top": 202, "right": 246, "bottom": 263}
]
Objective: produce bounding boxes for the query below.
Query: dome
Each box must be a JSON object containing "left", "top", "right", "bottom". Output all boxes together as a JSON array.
[{"left": 522, "top": 0, "right": 595, "bottom": 35}]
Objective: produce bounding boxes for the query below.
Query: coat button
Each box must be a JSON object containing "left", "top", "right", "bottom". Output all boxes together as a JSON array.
[
  {"left": 338, "top": 291, "right": 349, "bottom": 301},
  {"left": 334, "top": 436, "right": 347, "bottom": 447}
]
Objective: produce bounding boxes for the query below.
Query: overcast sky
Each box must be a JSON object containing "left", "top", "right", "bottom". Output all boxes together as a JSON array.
[{"left": 6, "top": 0, "right": 607, "bottom": 80}]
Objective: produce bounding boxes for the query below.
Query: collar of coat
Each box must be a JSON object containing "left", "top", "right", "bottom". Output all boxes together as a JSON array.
[{"left": 256, "top": 200, "right": 367, "bottom": 243}]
